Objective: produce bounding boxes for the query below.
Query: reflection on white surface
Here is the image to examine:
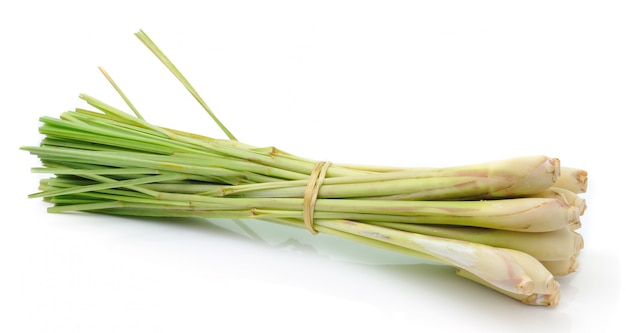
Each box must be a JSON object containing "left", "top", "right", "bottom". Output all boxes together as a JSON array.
[{"left": 3, "top": 207, "right": 618, "bottom": 333}]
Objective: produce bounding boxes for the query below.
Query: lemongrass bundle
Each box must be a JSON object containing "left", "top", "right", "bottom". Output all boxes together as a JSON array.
[{"left": 22, "top": 30, "right": 588, "bottom": 307}]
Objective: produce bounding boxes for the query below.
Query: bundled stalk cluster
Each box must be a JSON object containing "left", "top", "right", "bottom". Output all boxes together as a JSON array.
[{"left": 22, "top": 31, "right": 588, "bottom": 307}]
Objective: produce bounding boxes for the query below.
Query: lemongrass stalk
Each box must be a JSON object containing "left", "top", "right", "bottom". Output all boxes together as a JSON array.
[
  {"left": 217, "top": 176, "right": 514, "bottom": 199},
  {"left": 311, "top": 224, "right": 444, "bottom": 263},
  {"left": 365, "top": 224, "right": 583, "bottom": 262},
  {"left": 314, "top": 219, "right": 536, "bottom": 295},
  {"left": 247, "top": 197, "right": 578, "bottom": 232},
  {"left": 212, "top": 155, "right": 560, "bottom": 200},
  {"left": 553, "top": 167, "right": 588, "bottom": 194},
  {"left": 364, "top": 155, "right": 560, "bottom": 200}
]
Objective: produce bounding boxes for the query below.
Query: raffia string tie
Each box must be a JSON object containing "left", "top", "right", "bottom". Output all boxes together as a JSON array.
[{"left": 303, "top": 161, "right": 332, "bottom": 234}]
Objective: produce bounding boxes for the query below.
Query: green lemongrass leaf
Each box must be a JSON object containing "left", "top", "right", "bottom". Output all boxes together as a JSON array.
[
  {"left": 98, "top": 66, "right": 144, "bottom": 120},
  {"left": 29, "top": 173, "right": 186, "bottom": 199},
  {"left": 40, "top": 137, "right": 139, "bottom": 152},
  {"left": 141, "top": 182, "right": 223, "bottom": 194},
  {"left": 47, "top": 201, "right": 125, "bottom": 213},
  {"left": 23, "top": 146, "right": 250, "bottom": 183},
  {"left": 74, "top": 108, "right": 144, "bottom": 128},
  {"left": 134, "top": 29, "right": 237, "bottom": 141},
  {"left": 38, "top": 116, "right": 177, "bottom": 154},
  {"left": 49, "top": 198, "right": 106, "bottom": 205},
  {"left": 78, "top": 94, "right": 180, "bottom": 139},
  {"left": 58, "top": 113, "right": 208, "bottom": 155},
  {"left": 76, "top": 96, "right": 342, "bottom": 178},
  {"left": 65, "top": 110, "right": 167, "bottom": 139},
  {"left": 31, "top": 167, "right": 159, "bottom": 175},
  {"left": 50, "top": 191, "right": 194, "bottom": 208},
  {"left": 58, "top": 112, "right": 88, "bottom": 126}
]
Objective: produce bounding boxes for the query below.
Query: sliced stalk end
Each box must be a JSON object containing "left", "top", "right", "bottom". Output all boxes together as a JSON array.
[{"left": 554, "top": 167, "right": 588, "bottom": 193}]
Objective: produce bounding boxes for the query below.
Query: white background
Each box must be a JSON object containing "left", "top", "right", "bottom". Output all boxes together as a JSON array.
[{"left": 1, "top": 1, "right": 624, "bottom": 332}]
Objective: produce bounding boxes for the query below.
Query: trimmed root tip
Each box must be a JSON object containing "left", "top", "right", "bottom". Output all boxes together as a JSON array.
[
  {"left": 516, "top": 277, "right": 536, "bottom": 296},
  {"left": 569, "top": 220, "right": 582, "bottom": 230},
  {"left": 524, "top": 289, "right": 561, "bottom": 307},
  {"left": 548, "top": 158, "right": 561, "bottom": 183},
  {"left": 566, "top": 205, "right": 582, "bottom": 230},
  {"left": 574, "top": 197, "right": 587, "bottom": 216},
  {"left": 554, "top": 167, "right": 588, "bottom": 194},
  {"left": 577, "top": 171, "right": 588, "bottom": 193}
]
